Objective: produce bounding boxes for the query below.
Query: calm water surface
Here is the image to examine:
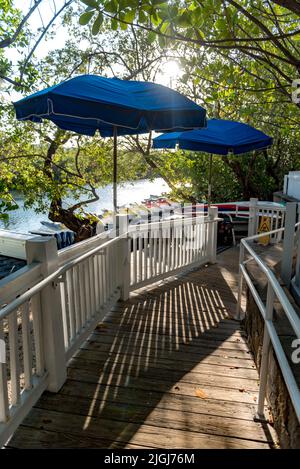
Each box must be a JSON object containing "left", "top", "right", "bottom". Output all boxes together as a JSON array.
[{"left": 0, "top": 178, "right": 169, "bottom": 233}]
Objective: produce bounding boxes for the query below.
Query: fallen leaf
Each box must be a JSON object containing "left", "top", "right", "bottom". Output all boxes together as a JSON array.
[
  {"left": 195, "top": 389, "right": 207, "bottom": 399},
  {"left": 97, "top": 323, "right": 108, "bottom": 330}
]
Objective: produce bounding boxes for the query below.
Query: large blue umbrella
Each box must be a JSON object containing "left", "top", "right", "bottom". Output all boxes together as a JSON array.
[
  {"left": 153, "top": 118, "right": 273, "bottom": 205},
  {"left": 14, "top": 74, "right": 206, "bottom": 211}
]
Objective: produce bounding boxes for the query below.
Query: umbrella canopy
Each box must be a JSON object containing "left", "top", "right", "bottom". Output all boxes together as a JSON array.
[
  {"left": 152, "top": 118, "right": 272, "bottom": 154},
  {"left": 14, "top": 75, "right": 206, "bottom": 213},
  {"left": 14, "top": 74, "right": 207, "bottom": 137},
  {"left": 153, "top": 118, "right": 273, "bottom": 206}
]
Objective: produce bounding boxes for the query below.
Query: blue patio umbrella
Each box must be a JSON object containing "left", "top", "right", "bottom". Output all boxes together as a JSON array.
[
  {"left": 153, "top": 118, "right": 273, "bottom": 205},
  {"left": 14, "top": 74, "right": 206, "bottom": 211}
]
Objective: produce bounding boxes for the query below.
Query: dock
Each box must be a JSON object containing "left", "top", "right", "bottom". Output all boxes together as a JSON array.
[{"left": 6, "top": 247, "right": 277, "bottom": 449}]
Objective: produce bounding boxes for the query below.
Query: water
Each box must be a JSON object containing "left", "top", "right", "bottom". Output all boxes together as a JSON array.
[{"left": 0, "top": 178, "right": 170, "bottom": 233}]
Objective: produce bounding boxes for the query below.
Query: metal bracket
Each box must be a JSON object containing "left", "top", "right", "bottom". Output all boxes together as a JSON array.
[{"left": 253, "top": 412, "right": 269, "bottom": 424}]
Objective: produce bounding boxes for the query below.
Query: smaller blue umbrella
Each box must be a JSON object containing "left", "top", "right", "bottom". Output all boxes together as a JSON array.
[{"left": 153, "top": 118, "right": 273, "bottom": 205}]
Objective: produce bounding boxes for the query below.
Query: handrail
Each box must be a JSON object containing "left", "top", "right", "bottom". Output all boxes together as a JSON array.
[
  {"left": 0, "top": 210, "right": 220, "bottom": 446},
  {"left": 241, "top": 239, "right": 300, "bottom": 339},
  {"left": 237, "top": 223, "right": 300, "bottom": 422},
  {"left": 0, "top": 215, "right": 218, "bottom": 321},
  {"left": 0, "top": 233, "right": 122, "bottom": 321}
]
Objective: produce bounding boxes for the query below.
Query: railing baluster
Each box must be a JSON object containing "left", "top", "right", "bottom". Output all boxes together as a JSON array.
[
  {"left": 0, "top": 319, "right": 9, "bottom": 422},
  {"left": 188, "top": 223, "right": 193, "bottom": 264},
  {"left": 171, "top": 226, "right": 175, "bottom": 270},
  {"left": 61, "top": 276, "right": 70, "bottom": 348},
  {"left": 90, "top": 257, "right": 96, "bottom": 316},
  {"left": 78, "top": 263, "right": 86, "bottom": 327},
  {"left": 255, "top": 281, "right": 275, "bottom": 421},
  {"left": 84, "top": 259, "right": 91, "bottom": 318},
  {"left": 158, "top": 227, "right": 162, "bottom": 275},
  {"left": 144, "top": 231, "right": 148, "bottom": 280},
  {"left": 101, "top": 251, "right": 106, "bottom": 304},
  {"left": 21, "top": 302, "right": 33, "bottom": 390},
  {"left": 132, "top": 233, "right": 137, "bottom": 285},
  {"left": 174, "top": 226, "right": 179, "bottom": 269},
  {"left": 95, "top": 254, "right": 100, "bottom": 311},
  {"left": 8, "top": 310, "right": 21, "bottom": 405},
  {"left": 103, "top": 248, "right": 108, "bottom": 304},
  {"left": 73, "top": 266, "right": 81, "bottom": 333},
  {"left": 149, "top": 231, "right": 153, "bottom": 279},
  {"left": 138, "top": 235, "right": 142, "bottom": 283},
  {"left": 196, "top": 221, "right": 201, "bottom": 261},
  {"left": 31, "top": 293, "right": 44, "bottom": 377},
  {"left": 67, "top": 269, "right": 76, "bottom": 340},
  {"left": 97, "top": 254, "right": 103, "bottom": 308}
]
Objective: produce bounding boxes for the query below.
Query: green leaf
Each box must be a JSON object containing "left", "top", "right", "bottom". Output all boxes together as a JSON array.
[
  {"left": 91, "top": 12, "right": 103, "bottom": 35},
  {"left": 111, "top": 18, "right": 118, "bottom": 30},
  {"left": 105, "top": 0, "right": 118, "bottom": 14},
  {"left": 158, "top": 34, "right": 166, "bottom": 48},
  {"left": 147, "top": 31, "right": 157, "bottom": 43},
  {"left": 120, "top": 19, "right": 128, "bottom": 30},
  {"left": 138, "top": 10, "right": 147, "bottom": 23},
  {"left": 124, "top": 9, "right": 135, "bottom": 23},
  {"left": 80, "top": 0, "right": 99, "bottom": 9},
  {"left": 79, "top": 11, "right": 95, "bottom": 25}
]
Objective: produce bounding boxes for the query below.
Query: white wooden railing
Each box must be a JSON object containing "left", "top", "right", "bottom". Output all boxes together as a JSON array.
[
  {"left": 129, "top": 213, "right": 216, "bottom": 291},
  {"left": 237, "top": 224, "right": 300, "bottom": 423},
  {"left": 0, "top": 208, "right": 219, "bottom": 446},
  {"left": 246, "top": 198, "right": 286, "bottom": 243}
]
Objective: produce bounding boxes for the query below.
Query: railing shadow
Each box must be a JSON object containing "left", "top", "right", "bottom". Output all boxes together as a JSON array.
[{"left": 10, "top": 255, "right": 274, "bottom": 448}]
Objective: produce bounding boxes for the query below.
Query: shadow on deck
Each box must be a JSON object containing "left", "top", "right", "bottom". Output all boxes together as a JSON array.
[{"left": 7, "top": 247, "right": 277, "bottom": 449}]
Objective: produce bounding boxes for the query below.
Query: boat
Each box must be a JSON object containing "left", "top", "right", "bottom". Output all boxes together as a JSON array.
[{"left": 30, "top": 221, "right": 75, "bottom": 249}]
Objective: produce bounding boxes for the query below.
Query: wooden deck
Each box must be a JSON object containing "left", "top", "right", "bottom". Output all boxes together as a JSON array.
[{"left": 7, "top": 247, "right": 278, "bottom": 449}]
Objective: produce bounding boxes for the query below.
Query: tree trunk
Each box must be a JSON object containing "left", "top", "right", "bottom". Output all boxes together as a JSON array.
[{"left": 49, "top": 199, "right": 96, "bottom": 242}]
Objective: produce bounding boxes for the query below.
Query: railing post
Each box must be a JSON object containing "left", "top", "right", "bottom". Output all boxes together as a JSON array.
[
  {"left": 281, "top": 202, "right": 297, "bottom": 287},
  {"left": 236, "top": 241, "right": 245, "bottom": 320},
  {"left": 115, "top": 214, "right": 130, "bottom": 301},
  {"left": 26, "top": 237, "right": 67, "bottom": 392},
  {"left": 254, "top": 281, "right": 275, "bottom": 422},
  {"left": 283, "top": 174, "right": 288, "bottom": 195},
  {"left": 248, "top": 198, "right": 258, "bottom": 238},
  {"left": 208, "top": 206, "right": 218, "bottom": 263}
]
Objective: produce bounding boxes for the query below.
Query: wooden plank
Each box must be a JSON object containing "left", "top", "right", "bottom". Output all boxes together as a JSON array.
[
  {"left": 12, "top": 408, "right": 273, "bottom": 449},
  {"left": 91, "top": 325, "right": 248, "bottom": 348},
  {"left": 66, "top": 367, "right": 260, "bottom": 404},
  {"left": 7, "top": 426, "right": 128, "bottom": 449},
  {"left": 102, "top": 312, "right": 239, "bottom": 332},
  {"left": 34, "top": 393, "right": 275, "bottom": 444},
  {"left": 71, "top": 347, "right": 256, "bottom": 372},
  {"left": 83, "top": 327, "right": 252, "bottom": 360},
  {"left": 68, "top": 350, "right": 258, "bottom": 380},
  {"left": 67, "top": 356, "right": 259, "bottom": 390},
  {"left": 107, "top": 309, "right": 244, "bottom": 335},
  {"left": 57, "top": 378, "right": 263, "bottom": 421}
]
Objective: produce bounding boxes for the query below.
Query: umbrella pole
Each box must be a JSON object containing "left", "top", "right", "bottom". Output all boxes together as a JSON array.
[
  {"left": 208, "top": 153, "right": 213, "bottom": 207},
  {"left": 113, "top": 126, "right": 118, "bottom": 213}
]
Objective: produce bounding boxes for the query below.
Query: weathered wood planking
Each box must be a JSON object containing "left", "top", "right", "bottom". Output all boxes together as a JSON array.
[{"left": 7, "top": 247, "right": 278, "bottom": 449}]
